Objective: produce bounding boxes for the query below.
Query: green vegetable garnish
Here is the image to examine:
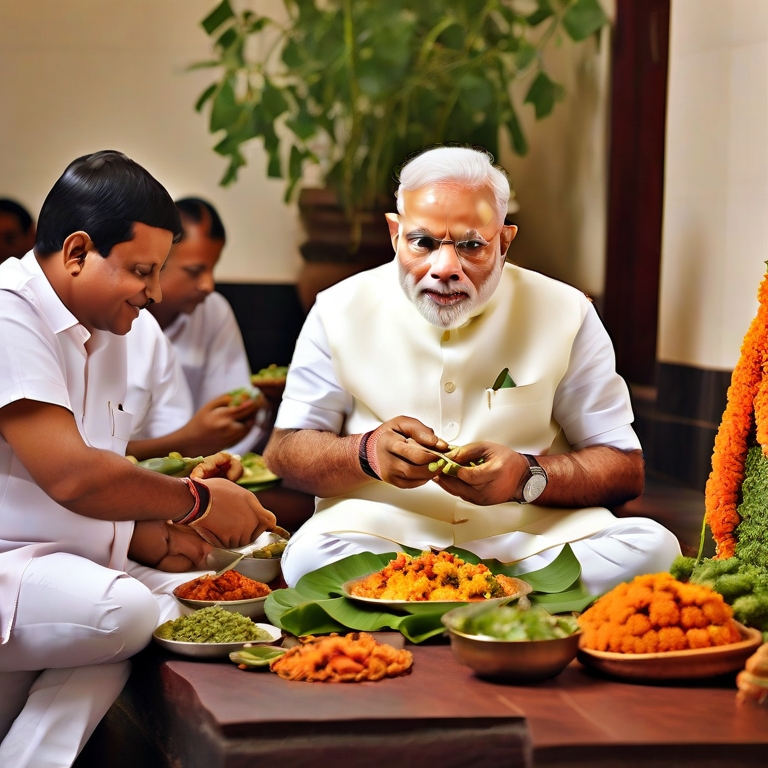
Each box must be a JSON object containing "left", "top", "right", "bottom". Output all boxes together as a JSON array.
[
  {"left": 157, "top": 606, "right": 272, "bottom": 643},
  {"left": 455, "top": 603, "right": 579, "bottom": 641}
]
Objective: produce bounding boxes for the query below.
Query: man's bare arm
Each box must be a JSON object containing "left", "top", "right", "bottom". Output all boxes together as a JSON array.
[
  {"left": 436, "top": 443, "right": 644, "bottom": 508},
  {"left": 0, "top": 399, "right": 275, "bottom": 547}
]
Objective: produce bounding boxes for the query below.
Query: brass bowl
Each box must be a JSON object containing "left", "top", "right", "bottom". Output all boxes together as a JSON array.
[{"left": 445, "top": 626, "right": 581, "bottom": 682}]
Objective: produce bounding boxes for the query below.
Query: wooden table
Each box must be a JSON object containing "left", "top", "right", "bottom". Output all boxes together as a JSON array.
[{"left": 75, "top": 642, "right": 768, "bottom": 768}]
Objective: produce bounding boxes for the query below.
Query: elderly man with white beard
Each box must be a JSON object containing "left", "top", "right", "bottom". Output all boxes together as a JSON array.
[{"left": 264, "top": 145, "right": 679, "bottom": 593}]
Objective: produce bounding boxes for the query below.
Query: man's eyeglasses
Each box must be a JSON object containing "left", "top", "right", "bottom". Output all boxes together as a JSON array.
[{"left": 404, "top": 226, "right": 503, "bottom": 263}]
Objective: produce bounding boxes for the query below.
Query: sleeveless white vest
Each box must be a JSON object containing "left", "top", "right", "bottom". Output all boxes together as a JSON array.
[{"left": 298, "top": 261, "right": 615, "bottom": 561}]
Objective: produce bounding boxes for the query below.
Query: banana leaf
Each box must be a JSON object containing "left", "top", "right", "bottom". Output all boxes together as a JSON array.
[{"left": 264, "top": 544, "right": 592, "bottom": 643}]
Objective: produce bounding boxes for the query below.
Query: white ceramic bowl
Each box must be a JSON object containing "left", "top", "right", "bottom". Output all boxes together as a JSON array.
[
  {"left": 172, "top": 589, "right": 269, "bottom": 620},
  {"left": 234, "top": 556, "right": 281, "bottom": 584}
]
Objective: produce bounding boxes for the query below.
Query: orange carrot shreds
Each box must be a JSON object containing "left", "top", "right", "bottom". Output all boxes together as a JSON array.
[
  {"left": 269, "top": 632, "right": 414, "bottom": 683},
  {"left": 348, "top": 551, "right": 528, "bottom": 602},
  {"left": 175, "top": 570, "right": 271, "bottom": 601},
  {"left": 579, "top": 572, "right": 742, "bottom": 654}
]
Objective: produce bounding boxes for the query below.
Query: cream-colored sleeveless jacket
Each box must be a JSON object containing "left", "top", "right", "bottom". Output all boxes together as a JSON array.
[{"left": 299, "top": 261, "right": 616, "bottom": 561}]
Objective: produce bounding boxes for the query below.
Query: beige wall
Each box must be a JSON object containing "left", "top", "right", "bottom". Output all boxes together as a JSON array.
[
  {"left": 501, "top": 13, "right": 613, "bottom": 299},
  {"left": 0, "top": 0, "right": 300, "bottom": 283},
  {"left": 659, "top": 0, "right": 768, "bottom": 370},
  {"left": 1, "top": 0, "right": 611, "bottom": 290}
]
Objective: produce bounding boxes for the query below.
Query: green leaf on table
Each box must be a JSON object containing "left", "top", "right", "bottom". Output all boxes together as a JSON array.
[
  {"left": 264, "top": 545, "right": 591, "bottom": 642},
  {"left": 562, "top": 0, "right": 609, "bottom": 42}
]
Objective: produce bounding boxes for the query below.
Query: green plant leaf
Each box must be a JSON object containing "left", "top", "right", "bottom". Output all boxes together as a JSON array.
[
  {"left": 209, "top": 77, "right": 239, "bottom": 132},
  {"left": 527, "top": 0, "right": 554, "bottom": 27},
  {"left": 504, "top": 100, "right": 528, "bottom": 155},
  {"left": 187, "top": 60, "right": 222, "bottom": 72},
  {"left": 194, "top": 83, "right": 218, "bottom": 113},
  {"left": 219, "top": 151, "right": 246, "bottom": 186},
  {"left": 201, "top": 0, "right": 235, "bottom": 36},
  {"left": 562, "top": 0, "right": 609, "bottom": 42},
  {"left": 524, "top": 70, "right": 564, "bottom": 119}
]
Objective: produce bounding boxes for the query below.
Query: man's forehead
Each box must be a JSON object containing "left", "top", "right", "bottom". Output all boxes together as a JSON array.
[{"left": 400, "top": 185, "right": 497, "bottom": 232}]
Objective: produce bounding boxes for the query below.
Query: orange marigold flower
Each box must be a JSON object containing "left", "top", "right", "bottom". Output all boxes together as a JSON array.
[
  {"left": 642, "top": 629, "right": 660, "bottom": 653},
  {"left": 705, "top": 270, "right": 768, "bottom": 559},
  {"left": 680, "top": 605, "right": 708, "bottom": 629},
  {"left": 686, "top": 628, "right": 712, "bottom": 649},
  {"left": 649, "top": 595, "right": 680, "bottom": 628},
  {"left": 658, "top": 626, "right": 687, "bottom": 652},
  {"left": 701, "top": 598, "right": 733, "bottom": 625},
  {"left": 626, "top": 613, "right": 652, "bottom": 637}
]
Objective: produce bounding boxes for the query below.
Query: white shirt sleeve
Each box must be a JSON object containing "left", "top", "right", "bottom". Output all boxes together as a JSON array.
[
  {"left": 0, "top": 291, "right": 71, "bottom": 412},
  {"left": 553, "top": 300, "right": 641, "bottom": 451},
  {"left": 274, "top": 303, "right": 352, "bottom": 433}
]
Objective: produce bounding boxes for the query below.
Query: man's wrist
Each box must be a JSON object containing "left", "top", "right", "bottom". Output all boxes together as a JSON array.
[
  {"left": 170, "top": 478, "right": 213, "bottom": 525},
  {"left": 511, "top": 453, "right": 548, "bottom": 504},
  {"left": 358, "top": 430, "right": 381, "bottom": 480}
]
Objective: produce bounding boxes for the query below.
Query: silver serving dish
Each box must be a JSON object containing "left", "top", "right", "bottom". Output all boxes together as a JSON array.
[
  {"left": 441, "top": 603, "right": 581, "bottom": 682},
  {"left": 172, "top": 591, "right": 269, "bottom": 620},
  {"left": 205, "top": 530, "right": 285, "bottom": 583},
  {"left": 152, "top": 622, "right": 282, "bottom": 658}
]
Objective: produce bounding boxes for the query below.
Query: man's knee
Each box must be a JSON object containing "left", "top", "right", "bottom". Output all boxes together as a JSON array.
[{"left": 105, "top": 576, "right": 160, "bottom": 661}]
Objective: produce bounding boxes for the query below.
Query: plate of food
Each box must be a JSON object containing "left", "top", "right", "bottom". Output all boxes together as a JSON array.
[
  {"left": 153, "top": 606, "right": 282, "bottom": 658},
  {"left": 576, "top": 572, "right": 764, "bottom": 681},
  {"left": 341, "top": 550, "right": 531, "bottom": 615}
]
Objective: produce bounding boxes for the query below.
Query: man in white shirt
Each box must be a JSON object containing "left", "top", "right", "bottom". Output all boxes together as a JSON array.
[
  {"left": 265, "top": 146, "right": 680, "bottom": 592},
  {"left": 144, "top": 198, "right": 269, "bottom": 456},
  {"left": 0, "top": 152, "right": 275, "bottom": 768}
]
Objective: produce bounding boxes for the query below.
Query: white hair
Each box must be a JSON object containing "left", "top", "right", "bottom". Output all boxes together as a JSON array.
[{"left": 395, "top": 146, "right": 510, "bottom": 222}]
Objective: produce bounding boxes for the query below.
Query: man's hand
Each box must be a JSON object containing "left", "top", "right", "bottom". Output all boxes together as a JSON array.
[
  {"left": 129, "top": 520, "right": 214, "bottom": 572},
  {"left": 190, "top": 451, "right": 243, "bottom": 481},
  {"left": 190, "top": 478, "right": 276, "bottom": 549},
  {"left": 432, "top": 442, "right": 528, "bottom": 505},
  {"left": 369, "top": 416, "right": 451, "bottom": 488},
  {"left": 180, "top": 394, "right": 259, "bottom": 456}
]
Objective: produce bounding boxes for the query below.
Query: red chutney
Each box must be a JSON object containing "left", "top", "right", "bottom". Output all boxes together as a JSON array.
[{"left": 175, "top": 570, "right": 271, "bottom": 601}]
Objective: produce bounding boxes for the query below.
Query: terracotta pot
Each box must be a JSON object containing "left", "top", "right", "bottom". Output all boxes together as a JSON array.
[{"left": 296, "top": 187, "right": 395, "bottom": 310}]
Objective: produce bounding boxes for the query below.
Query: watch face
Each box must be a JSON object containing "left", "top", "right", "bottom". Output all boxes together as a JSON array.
[{"left": 523, "top": 473, "right": 547, "bottom": 502}]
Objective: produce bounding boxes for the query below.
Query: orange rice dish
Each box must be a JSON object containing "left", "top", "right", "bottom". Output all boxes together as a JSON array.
[
  {"left": 270, "top": 632, "right": 413, "bottom": 683},
  {"left": 174, "top": 570, "right": 271, "bottom": 601},
  {"left": 579, "top": 572, "right": 743, "bottom": 653},
  {"left": 348, "top": 550, "right": 525, "bottom": 602}
]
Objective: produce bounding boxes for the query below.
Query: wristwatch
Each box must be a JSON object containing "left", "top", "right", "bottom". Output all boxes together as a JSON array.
[{"left": 513, "top": 454, "right": 548, "bottom": 504}]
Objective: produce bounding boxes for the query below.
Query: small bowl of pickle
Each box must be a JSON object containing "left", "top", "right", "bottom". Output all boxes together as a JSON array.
[
  {"left": 233, "top": 530, "right": 288, "bottom": 583},
  {"left": 441, "top": 600, "right": 581, "bottom": 682}
]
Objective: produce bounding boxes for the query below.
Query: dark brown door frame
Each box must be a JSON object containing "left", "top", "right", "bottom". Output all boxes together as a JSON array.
[{"left": 602, "top": 0, "right": 670, "bottom": 386}]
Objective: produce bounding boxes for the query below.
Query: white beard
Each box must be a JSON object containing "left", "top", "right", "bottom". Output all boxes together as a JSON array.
[{"left": 398, "top": 258, "right": 504, "bottom": 329}]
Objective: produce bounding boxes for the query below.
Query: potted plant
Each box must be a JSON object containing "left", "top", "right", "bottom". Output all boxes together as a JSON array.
[{"left": 192, "top": 0, "right": 608, "bottom": 299}]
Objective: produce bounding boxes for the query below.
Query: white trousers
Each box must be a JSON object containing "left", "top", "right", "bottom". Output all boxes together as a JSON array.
[
  {"left": 0, "top": 553, "right": 206, "bottom": 768},
  {"left": 281, "top": 517, "right": 682, "bottom": 597}
]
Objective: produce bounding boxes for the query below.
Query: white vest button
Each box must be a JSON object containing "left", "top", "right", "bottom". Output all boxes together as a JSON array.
[{"left": 444, "top": 382, "right": 456, "bottom": 393}]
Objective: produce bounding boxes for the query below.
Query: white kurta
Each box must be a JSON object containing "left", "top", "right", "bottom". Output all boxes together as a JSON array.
[
  {"left": 124, "top": 310, "right": 194, "bottom": 441},
  {"left": 161, "top": 291, "right": 263, "bottom": 454},
  {"left": 0, "top": 253, "right": 134, "bottom": 644}
]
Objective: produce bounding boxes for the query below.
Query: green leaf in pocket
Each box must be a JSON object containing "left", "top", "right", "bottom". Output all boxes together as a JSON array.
[{"left": 492, "top": 367, "right": 517, "bottom": 390}]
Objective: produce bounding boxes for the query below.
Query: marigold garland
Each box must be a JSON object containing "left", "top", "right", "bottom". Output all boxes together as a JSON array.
[{"left": 705, "top": 270, "right": 768, "bottom": 558}]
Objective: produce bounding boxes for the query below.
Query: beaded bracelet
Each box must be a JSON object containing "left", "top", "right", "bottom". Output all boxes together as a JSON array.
[
  {"left": 358, "top": 430, "right": 381, "bottom": 480},
  {"left": 170, "top": 478, "right": 213, "bottom": 526}
]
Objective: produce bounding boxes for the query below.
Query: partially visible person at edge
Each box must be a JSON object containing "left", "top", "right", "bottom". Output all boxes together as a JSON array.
[
  {"left": 127, "top": 197, "right": 273, "bottom": 458},
  {"left": 0, "top": 151, "right": 276, "bottom": 768},
  {"left": 0, "top": 198, "right": 36, "bottom": 264},
  {"left": 264, "top": 145, "right": 681, "bottom": 593}
]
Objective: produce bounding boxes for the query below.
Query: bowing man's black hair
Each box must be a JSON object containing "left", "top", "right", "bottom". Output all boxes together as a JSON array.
[
  {"left": 0, "top": 199, "right": 34, "bottom": 233},
  {"left": 35, "top": 150, "right": 183, "bottom": 258},
  {"left": 174, "top": 197, "right": 226, "bottom": 241}
]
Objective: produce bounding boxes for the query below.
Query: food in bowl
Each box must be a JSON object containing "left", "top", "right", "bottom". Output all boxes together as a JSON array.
[
  {"left": 441, "top": 601, "right": 581, "bottom": 681},
  {"left": 348, "top": 550, "right": 528, "bottom": 602},
  {"left": 174, "top": 570, "right": 270, "bottom": 602},
  {"left": 250, "top": 364, "right": 289, "bottom": 386},
  {"left": 156, "top": 605, "right": 274, "bottom": 643},
  {"left": 451, "top": 602, "right": 580, "bottom": 641},
  {"left": 578, "top": 572, "right": 743, "bottom": 653}
]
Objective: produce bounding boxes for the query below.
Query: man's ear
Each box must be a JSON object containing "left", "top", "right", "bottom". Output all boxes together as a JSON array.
[
  {"left": 499, "top": 224, "right": 518, "bottom": 256},
  {"left": 61, "top": 231, "right": 92, "bottom": 275},
  {"left": 385, "top": 213, "right": 400, "bottom": 252}
]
